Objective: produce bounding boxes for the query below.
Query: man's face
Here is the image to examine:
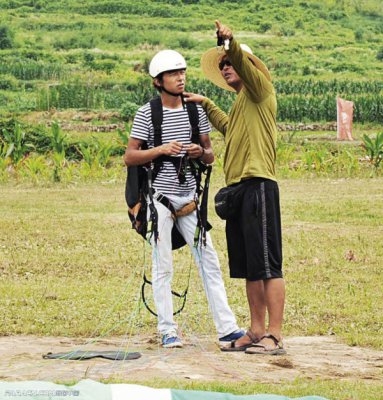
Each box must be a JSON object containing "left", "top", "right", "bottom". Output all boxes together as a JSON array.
[
  {"left": 219, "top": 57, "right": 241, "bottom": 89},
  {"left": 161, "top": 69, "right": 186, "bottom": 94}
]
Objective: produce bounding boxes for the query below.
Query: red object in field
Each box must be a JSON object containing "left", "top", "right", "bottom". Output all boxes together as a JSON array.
[{"left": 336, "top": 97, "right": 354, "bottom": 141}]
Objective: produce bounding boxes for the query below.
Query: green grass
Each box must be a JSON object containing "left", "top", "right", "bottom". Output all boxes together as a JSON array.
[
  {"left": 1, "top": 176, "right": 382, "bottom": 344},
  {"left": 1, "top": 125, "right": 382, "bottom": 399},
  {"left": 281, "top": 178, "right": 383, "bottom": 347},
  {"left": 1, "top": 175, "right": 382, "bottom": 399}
]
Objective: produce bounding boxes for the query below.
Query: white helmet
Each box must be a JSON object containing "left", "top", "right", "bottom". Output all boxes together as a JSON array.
[{"left": 149, "top": 50, "right": 187, "bottom": 78}]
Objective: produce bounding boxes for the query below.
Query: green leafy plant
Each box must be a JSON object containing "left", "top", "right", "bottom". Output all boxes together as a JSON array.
[
  {"left": 76, "top": 142, "right": 95, "bottom": 167},
  {"left": 0, "top": 140, "right": 11, "bottom": 180},
  {"left": 76, "top": 137, "right": 114, "bottom": 169},
  {"left": 0, "top": 136, "right": 11, "bottom": 159},
  {"left": 119, "top": 101, "right": 139, "bottom": 122},
  {"left": 1, "top": 122, "right": 34, "bottom": 165},
  {"left": 50, "top": 121, "right": 67, "bottom": 156},
  {"left": 21, "top": 154, "right": 49, "bottom": 183},
  {"left": 116, "top": 128, "right": 129, "bottom": 147},
  {"left": 97, "top": 141, "right": 114, "bottom": 167},
  {"left": 362, "top": 132, "right": 383, "bottom": 169},
  {"left": 49, "top": 121, "right": 67, "bottom": 182}
]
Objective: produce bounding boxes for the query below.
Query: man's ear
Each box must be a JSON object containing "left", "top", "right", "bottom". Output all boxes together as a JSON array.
[
  {"left": 153, "top": 77, "right": 162, "bottom": 87},
  {"left": 152, "top": 74, "right": 164, "bottom": 91}
]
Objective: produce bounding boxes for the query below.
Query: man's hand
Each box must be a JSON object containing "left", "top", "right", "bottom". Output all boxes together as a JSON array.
[
  {"left": 215, "top": 20, "right": 233, "bottom": 41},
  {"left": 183, "top": 92, "right": 206, "bottom": 104},
  {"left": 159, "top": 141, "right": 183, "bottom": 156},
  {"left": 185, "top": 143, "right": 204, "bottom": 159}
]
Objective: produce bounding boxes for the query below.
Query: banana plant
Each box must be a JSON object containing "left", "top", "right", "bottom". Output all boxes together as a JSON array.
[
  {"left": 50, "top": 121, "right": 67, "bottom": 156},
  {"left": 0, "top": 138, "right": 11, "bottom": 158},
  {"left": 50, "top": 121, "right": 67, "bottom": 182},
  {"left": 76, "top": 137, "right": 115, "bottom": 169},
  {"left": 1, "top": 122, "right": 34, "bottom": 165},
  {"left": 362, "top": 132, "right": 383, "bottom": 169}
]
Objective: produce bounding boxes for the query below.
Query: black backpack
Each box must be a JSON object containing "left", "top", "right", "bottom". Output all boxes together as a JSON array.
[{"left": 125, "top": 96, "right": 211, "bottom": 250}]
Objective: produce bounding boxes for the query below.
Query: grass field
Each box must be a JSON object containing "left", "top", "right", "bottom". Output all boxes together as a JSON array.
[
  {"left": 1, "top": 174, "right": 382, "bottom": 398},
  {"left": 1, "top": 174, "right": 382, "bottom": 344}
]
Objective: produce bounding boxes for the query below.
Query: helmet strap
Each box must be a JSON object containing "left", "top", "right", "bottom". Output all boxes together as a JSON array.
[{"left": 161, "top": 86, "right": 182, "bottom": 97}]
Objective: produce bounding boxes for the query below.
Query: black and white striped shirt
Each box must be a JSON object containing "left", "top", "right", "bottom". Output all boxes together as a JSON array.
[{"left": 130, "top": 102, "right": 211, "bottom": 196}]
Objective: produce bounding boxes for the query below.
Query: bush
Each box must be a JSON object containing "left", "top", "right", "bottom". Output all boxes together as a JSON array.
[
  {"left": 0, "top": 74, "right": 19, "bottom": 90},
  {"left": 259, "top": 22, "right": 272, "bottom": 33},
  {"left": 0, "top": 25, "right": 14, "bottom": 49},
  {"left": 177, "top": 36, "right": 198, "bottom": 50},
  {"left": 354, "top": 29, "right": 364, "bottom": 42},
  {"left": 120, "top": 101, "right": 139, "bottom": 122}
]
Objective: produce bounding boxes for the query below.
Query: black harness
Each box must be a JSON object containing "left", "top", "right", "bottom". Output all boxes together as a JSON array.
[
  {"left": 147, "top": 96, "right": 211, "bottom": 249},
  {"left": 151, "top": 96, "right": 202, "bottom": 184},
  {"left": 126, "top": 96, "right": 212, "bottom": 317}
]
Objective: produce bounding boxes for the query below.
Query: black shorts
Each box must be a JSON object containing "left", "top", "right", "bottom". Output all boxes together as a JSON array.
[{"left": 225, "top": 178, "right": 283, "bottom": 281}]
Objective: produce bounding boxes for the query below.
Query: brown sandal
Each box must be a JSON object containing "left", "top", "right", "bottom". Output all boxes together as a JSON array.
[
  {"left": 221, "top": 329, "right": 260, "bottom": 352},
  {"left": 245, "top": 333, "right": 286, "bottom": 355}
]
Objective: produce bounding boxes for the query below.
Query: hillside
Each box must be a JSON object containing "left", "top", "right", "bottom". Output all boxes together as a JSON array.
[{"left": 0, "top": 0, "right": 382, "bottom": 123}]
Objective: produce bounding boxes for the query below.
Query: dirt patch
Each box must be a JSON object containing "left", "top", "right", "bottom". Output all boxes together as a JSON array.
[{"left": 1, "top": 335, "right": 382, "bottom": 383}]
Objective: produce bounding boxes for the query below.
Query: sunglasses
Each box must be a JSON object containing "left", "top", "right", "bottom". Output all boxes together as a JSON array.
[{"left": 218, "top": 59, "right": 232, "bottom": 71}]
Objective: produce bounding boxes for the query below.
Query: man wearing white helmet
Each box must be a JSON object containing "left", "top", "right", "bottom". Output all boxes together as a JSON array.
[
  {"left": 185, "top": 20, "right": 286, "bottom": 355},
  {"left": 124, "top": 49, "right": 243, "bottom": 348}
]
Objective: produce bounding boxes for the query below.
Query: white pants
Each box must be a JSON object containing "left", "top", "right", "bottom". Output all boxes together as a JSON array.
[{"left": 150, "top": 192, "right": 239, "bottom": 338}]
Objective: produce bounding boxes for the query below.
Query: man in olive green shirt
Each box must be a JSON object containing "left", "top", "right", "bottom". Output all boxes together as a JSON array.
[{"left": 185, "top": 20, "right": 286, "bottom": 355}]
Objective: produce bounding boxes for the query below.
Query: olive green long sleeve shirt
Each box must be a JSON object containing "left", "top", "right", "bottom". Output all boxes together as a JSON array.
[{"left": 201, "top": 39, "right": 278, "bottom": 186}]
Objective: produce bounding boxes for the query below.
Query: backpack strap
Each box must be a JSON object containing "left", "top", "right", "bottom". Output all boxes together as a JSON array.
[
  {"left": 150, "top": 96, "right": 176, "bottom": 180},
  {"left": 185, "top": 100, "right": 200, "bottom": 144},
  {"left": 183, "top": 101, "right": 212, "bottom": 246},
  {"left": 150, "top": 96, "right": 189, "bottom": 184},
  {"left": 150, "top": 96, "right": 163, "bottom": 148},
  {"left": 150, "top": 96, "right": 200, "bottom": 145}
]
